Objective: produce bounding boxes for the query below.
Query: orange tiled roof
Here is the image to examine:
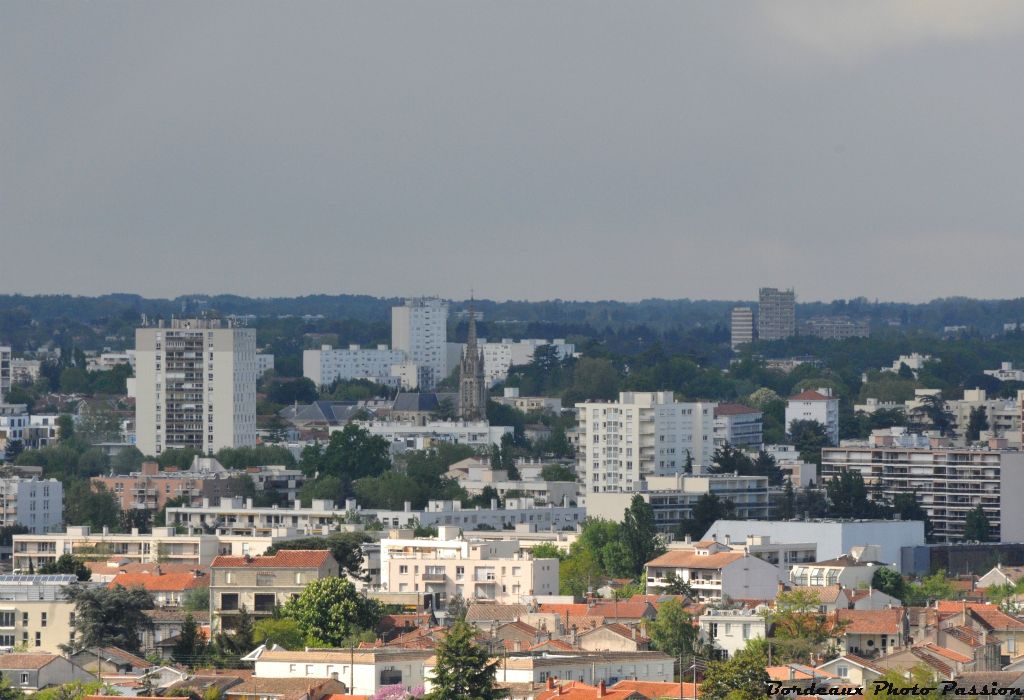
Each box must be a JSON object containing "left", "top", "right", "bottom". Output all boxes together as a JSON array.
[
  {"left": 211, "top": 550, "right": 332, "bottom": 568},
  {"left": 834, "top": 609, "right": 905, "bottom": 635},
  {"left": 790, "top": 390, "right": 834, "bottom": 401},
  {"left": 645, "top": 550, "right": 745, "bottom": 569},
  {"left": 714, "top": 403, "right": 760, "bottom": 417},
  {"left": 586, "top": 602, "right": 654, "bottom": 619},
  {"left": 917, "top": 643, "right": 971, "bottom": 663},
  {"left": 0, "top": 654, "right": 61, "bottom": 670},
  {"left": 535, "top": 680, "right": 644, "bottom": 700},
  {"left": 110, "top": 571, "right": 206, "bottom": 593},
  {"left": 611, "top": 679, "right": 700, "bottom": 698}
]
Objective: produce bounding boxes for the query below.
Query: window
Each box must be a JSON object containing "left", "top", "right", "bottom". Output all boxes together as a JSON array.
[
  {"left": 34, "top": 632, "right": 40, "bottom": 647},
  {"left": 709, "top": 623, "right": 718, "bottom": 638},
  {"left": 40, "top": 613, "right": 46, "bottom": 628},
  {"left": 0, "top": 612, "right": 14, "bottom": 628},
  {"left": 837, "top": 666, "right": 849, "bottom": 678},
  {"left": 399, "top": 565, "right": 408, "bottom": 575},
  {"left": 289, "top": 665, "right": 297, "bottom": 673},
  {"left": 380, "top": 670, "right": 403, "bottom": 685},
  {"left": 305, "top": 665, "right": 313, "bottom": 676},
  {"left": 225, "top": 572, "right": 235, "bottom": 584},
  {"left": 0, "top": 635, "right": 12, "bottom": 646},
  {"left": 295, "top": 572, "right": 302, "bottom": 585},
  {"left": 221, "top": 593, "right": 239, "bottom": 611},
  {"left": 21, "top": 612, "right": 27, "bottom": 626},
  {"left": 20, "top": 674, "right": 27, "bottom": 686}
]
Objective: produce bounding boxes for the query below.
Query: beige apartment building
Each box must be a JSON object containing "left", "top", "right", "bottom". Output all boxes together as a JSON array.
[
  {"left": 12, "top": 526, "right": 294, "bottom": 571},
  {"left": 209, "top": 550, "right": 338, "bottom": 632},
  {"left": 0, "top": 574, "right": 79, "bottom": 654},
  {"left": 381, "top": 527, "right": 559, "bottom": 608}
]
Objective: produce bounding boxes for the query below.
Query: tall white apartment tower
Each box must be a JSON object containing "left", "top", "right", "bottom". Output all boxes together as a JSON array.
[
  {"left": 576, "top": 392, "right": 716, "bottom": 495},
  {"left": 0, "top": 346, "right": 11, "bottom": 403},
  {"left": 730, "top": 308, "right": 754, "bottom": 351},
  {"left": 135, "top": 319, "right": 257, "bottom": 456},
  {"left": 391, "top": 298, "right": 448, "bottom": 389}
]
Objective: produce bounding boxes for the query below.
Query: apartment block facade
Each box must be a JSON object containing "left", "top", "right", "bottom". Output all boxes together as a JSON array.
[
  {"left": 303, "top": 344, "right": 407, "bottom": 388},
  {"left": 209, "top": 550, "right": 339, "bottom": 632},
  {"left": 713, "top": 404, "right": 763, "bottom": 448},
  {"left": 0, "top": 347, "right": 10, "bottom": 402},
  {"left": 0, "top": 574, "right": 78, "bottom": 653},
  {"left": 92, "top": 461, "right": 237, "bottom": 511},
  {"left": 786, "top": 388, "right": 840, "bottom": 446},
  {"left": 391, "top": 298, "right": 448, "bottom": 390},
  {"left": 380, "top": 529, "right": 558, "bottom": 607},
  {"left": 135, "top": 318, "right": 258, "bottom": 456},
  {"left": 821, "top": 445, "right": 1024, "bottom": 543},
  {"left": 0, "top": 478, "right": 63, "bottom": 534},
  {"left": 757, "top": 287, "right": 796, "bottom": 341},
  {"left": 730, "top": 307, "right": 754, "bottom": 350},
  {"left": 576, "top": 392, "right": 715, "bottom": 495}
]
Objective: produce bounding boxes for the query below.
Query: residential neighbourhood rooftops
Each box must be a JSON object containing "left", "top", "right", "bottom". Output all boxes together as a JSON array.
[
  {"left": 109, "top": 570, "right": 207, "bottom": 592},
  {"left": 0, "top": 654, "right": 65, "bottom": 670},
  {"left": 834, "top": 609, "right": 905, "bottom": 635},
  {"left": 645, "top": 550, "right": 746, "bottom": 569},
  {"left": 211, "top": 550, "right": 333, "bottom": 568}
]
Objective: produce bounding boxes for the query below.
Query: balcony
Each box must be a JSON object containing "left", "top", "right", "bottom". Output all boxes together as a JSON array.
[{"left": 422, "top": 572, "right": 446, "bottom": 582}]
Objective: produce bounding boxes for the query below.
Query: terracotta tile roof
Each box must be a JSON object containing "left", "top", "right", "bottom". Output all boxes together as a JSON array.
[
  {"left": 793, "top": 585, "right": 843, "bottom": 604},
  {"left": 766, "top": 665, "right": 837, "bottom": 682},
  {"left": 567, "top": 615, "right": 606, "bottom": 631},
  {"left": 498, "top": 620, "right": 539, "bottom": 636},
  {"left": 538, "top": 603, "right": 590, "bottom": 617},
  {"left": 535, "top": 680, "right": 645, "bottom": 700},
  {"left": 110, "top": 571, "right": 207, "bottom": 592},
  {"left": 908, "top": 648, "right": 954, "bottom": 677},
  {"left": 835, "top": 609, "right": 905, "bottom": 635},
  {"left": 917, "top": 643, "right": 972, "bottom": 663},
  {"left": 627, "top": 593, "right": 690, "bottom": 610},
  {"left": 611, "top": 680, "right": 701, "bottom": 698},
  {"left": 211, "top": 550, "right": 333, "bottom": 569},
  {"left": 225, "top": 678, "right": 345, "bottom": 700},
  {"left": 935, "top": 601, "right": 1024, "bottom": 631},
  {"left": 790, "top": 390, "right": 834, "bottom": 401},
  {"left": 714, "top": 403, "right": 760, "bottom": 417},
  {"left": 835, "top": 653, "right": 885, "bottom": 674},
  {"left": 0, "top": 654, "right": 61, "bottom": 670},
  {"left": 586, "top": 602, "right": 655, "bottom": 619},
  {"left": 944, "top": 625, "right": 991, "bottom": 647},
  {"left": 581, "top": 623, "right": 649, "bottom": 644},
  {"left": 91, "top": 646, "right": 154, "bottom": 668},
  {"left": 528, "top": 639, "right": 574, "bottom": 652},
  {"left": 466, "top": 603, "right": 529, "bottom": 623},
  {"left": 645, "top": 550, "right": 745, "bottom": 569},
  {"left": 85, "top": 696, "right": 163, "bottom": 700}
]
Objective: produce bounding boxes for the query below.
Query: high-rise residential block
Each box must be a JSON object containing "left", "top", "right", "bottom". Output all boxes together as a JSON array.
[
  {"left": 392, "top": 298, "right": 448, "bottom": 389},
  {"left": 303, "top": 344, "right": 407, "bottom": 387},
  {"left": 0, "top": 477, "right": 63, "bottom": 534},
  {"left": 730, "top": 307, "right": 754, "bottom": 350},
  {"left": 757, "top": 287, "right": 796, "bottom": 341},
  {"left": 0, "top": 346, "right": 11, "bottom": 403},
  {"left": 135, "top": 318, "right": 257, "bottom": 456},
  {"left": 576, "top": 392, "right": 715, "bottom": 495}
]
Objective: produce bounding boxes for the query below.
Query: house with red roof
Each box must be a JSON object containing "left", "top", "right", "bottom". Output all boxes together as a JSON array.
[
  {"left": 645, "top": 540, "right": 784, "bottom": 603},
  {"left": 786, "top": 388, "right": 839, "bottom": 445},
  {"left": 210, "top": 550, "right": 338, "bottom": 633},
  {"left": 831, "top": 609, "right": 909, "bottom": 657},
  {"left": 535, "top": 678, "right": 645, "bottom": 700},
  {"left": 109, "top": 568, "right": 208, "bottom": 607},
  {"left": 815, "top": 654, "right": 885, "bottom": 687}
]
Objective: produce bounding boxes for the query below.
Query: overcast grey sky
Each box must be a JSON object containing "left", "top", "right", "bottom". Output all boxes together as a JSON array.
[{"left": 4, "top": 1, "right": 1024, "bottom": 303}]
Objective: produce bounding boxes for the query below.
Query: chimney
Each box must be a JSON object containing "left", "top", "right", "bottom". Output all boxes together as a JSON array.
[
  {"left": 546, "top": 677, "right": 555, "bottom": 691},
  {"left": 598, "top": 680, "right": 607, "bottom": 697}
]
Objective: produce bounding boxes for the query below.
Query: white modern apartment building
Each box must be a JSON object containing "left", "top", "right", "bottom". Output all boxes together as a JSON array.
[
  {"left": 85, "top": 351, "right": 135, "bottom": 372},
  {"left": 786, "top": 388, "right": 839, "bottom": 445},
  {"left": 135, "top": 318, "right": 258, "bottom": 456},
  {"left": 881, "top": 353, "right": 933, "bottom": 376},
  {"left": 576, "top": 392, "right": 715, "bottom": 495},
  {"left": 0, "top": 478, "right": 63, "bottom": 534},
  {"left": 303, "top": 344, "right": 407, "bottom": 388},
  {"left": 477, "top": 338, "right": 575, "bottom": 386},
  {"left": 702, "top": 519, "right": 924, "bottom": 573},
  {"left": 392, "top": 298, "right": 448, "bottom": 389},
  {"left": 0, "top": 347, "right": 10, "bottom": 402},
  {"left": 699, "top": 608, "right": 767, "bottom": 660},
  {"left": 821, "top": 443, "right": 1024, "bottom": 543},
  {"left": 0, "top": 413, "right": 59, "bottom": 452},
  {"left": 10, "top": 359, "right": 40, "bottom": 385},
  {"left": 380, "top": 527, "right": 559, "bottom": 605},
  {"left": 168, "top": 496, "right": 584, "bottom": 538},
  {"left": 730, "top": 307, "right": 754, "bottom": 350},
  {"left": 349, "top": 420, "right": 513, "bottom": 449},
  {"left": 586, "top": 473, "right": 769, "bottom": 531},
  {"left": 11, "top": 525, "right": 295, "bottom": 571},
  {"left": 985, "top": 362, "right": 1024, "bottom": 383},
  {"left": 713, "top": 403, "right": 763, "bottom": 448},
  {"left": 492, "top": 388, "right": 563, "bottom": 414}
]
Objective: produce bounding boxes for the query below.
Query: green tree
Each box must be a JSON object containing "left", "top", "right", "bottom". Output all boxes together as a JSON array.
[
  {"left": 57, "top": 415, "right": 75, "bottom": 441},
  {"left": 620, "top": 495, "right": 664, "bottom": 576},
  {"left": 353, "top": 471, "right": 423, "bottom": 510},
  {"left": 966, "top": 406, "right": 990, "bottom": 442},
  {"left": 788, "top": 419, "right": 830, "bottom": 465},
  {"left": 892, "top": 492, "right": 933, "bottom": 541},
  {"left": 648, "top": 598, "right": 697, "bottom": 659},
  {"left": 529, "top": 543, "right": 565, "bottom": 561},
  {"left": 64, "top": 482, "right": 121, "bottom": 531},
  {"left": 676, "top": 493, "right": 735, "bottom": 539},
  {"left": 425, "top": 620, "right": 499, "bottom": 700},
  {"left": 700, "top": 638, "right": 771, "bottom": 700},
  {"left": 660, "top": 572, "right": 694, "bottom": 598},
  {"left": 112, "top": 446, "right": 146, "bottom": 474},
  {"left": 64, "top": 585, "right": 155, "bottom": 653},
  {"left": 540, "top": 464, "right": 576, "bottom": 482},
  {"left": 445, "top": 592, "right": 468, "bottom": 623},
  {"left": 904, "top": 570, "right": 956, "bottom": 606},
  {"left": 0, "top": 679, "right": 24, "bottom": 700},
  {"left": 872, "top": 567, "right": 906, "bottom": 602},
  {"left": 173, "top": 613, "right": 209, "bottom": 667},
  {"left": 281, "top": 577, "right": 383, "bottom": 647},
  {"left": 777, "top": 480, "right": 796, "bottom": 520},
  {"left": 825, "top": 470, "right": 883, "bottom": 519},
  {"left": 964, "top": 505, "right": 991, "bottom": 542},
  {"left": 253, "top": 617, "right": 306, "bottom": 650},
  {"left": 183, "top": 586, "right": 210, "bottom": 612},
  {"left": 32, "top": 680, "right": 105, "bottom": 700},
  {"left": 300, "top": 425, "right": 391, "bottom": 484},
  {"left": 912, "top": 393, "right": 955, "bottom": 437},
  {"left": 38, "top": 554, "right": 91, "bottom": 581}
]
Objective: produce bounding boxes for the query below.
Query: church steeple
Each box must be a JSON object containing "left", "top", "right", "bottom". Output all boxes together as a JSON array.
[{"left": 458, "top": 297, "right": 487, "bottom": 421}]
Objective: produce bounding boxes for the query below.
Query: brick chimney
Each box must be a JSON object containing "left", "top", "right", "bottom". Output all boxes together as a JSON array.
[{"left": 598, "top": 680, "right": 607, "bottom": 697}]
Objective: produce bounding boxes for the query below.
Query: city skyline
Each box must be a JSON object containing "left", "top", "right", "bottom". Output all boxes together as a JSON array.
[{"left": 5, "top": 2, "right": 1024, "bottom": 302}]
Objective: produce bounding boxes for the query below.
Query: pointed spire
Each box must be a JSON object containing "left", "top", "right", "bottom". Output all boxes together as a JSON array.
[{"left": 466, "top": 295, "right": 478, "bottom": 350}]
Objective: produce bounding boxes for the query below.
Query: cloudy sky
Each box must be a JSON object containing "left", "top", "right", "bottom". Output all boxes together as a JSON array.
[{"left": 4, "top": 1, "right": 1024, "bottom": 303}]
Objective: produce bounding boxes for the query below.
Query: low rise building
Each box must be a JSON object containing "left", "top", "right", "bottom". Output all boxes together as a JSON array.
[
  {"left": 12, "top": 526, "right": 291, "bottom": 571},
  {"left": 586, "top": 474, "right": 769, "bottom": 532},
  {"left": 350, "top": 420, "right": 513, "bottom": 449},
  {"left": 786, "top": 388, "right": 839, "bottom": 446},
  {"left": 789, "top": 546, "right": 894, "bottom": 588},
  {"left": 209, "top": 550, "right": 338, "bottom": 632},
  {"left": 381, "top": 526, "right": 559, "bottom": 607},
  {"left": 699, "top": 608, "right": 768, "bottom": 659},
  {"left": 0, "top": 574, "right": 79, "bottom": 653},
  {"left": 703, "top": 519, "right": 926, "bottom": 573},
  {"left": 108, "top": 568, "right": 208, "bottom": 607},
  {"left": 985, "top": 362, "right": 1024, "bottom": 383},
  {"left": 492, "top": 388, "right": 563, "bottom": 414},
  {"left": 251, "top": 647, "right": 432, "bottom": 697},
  {"left": 713, "top": 404, "right": 763, "bottom": 448},
  {"left": 644, "top": 539, "right": 783, "bottom": 602},
  {"left": 0, "top": 653, "right": 95, "bottom": 692},
  {"left": 833, "top": 609, "right": 909, "bottom": 658}
]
